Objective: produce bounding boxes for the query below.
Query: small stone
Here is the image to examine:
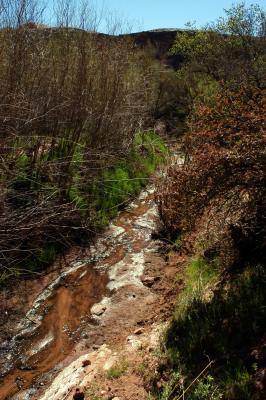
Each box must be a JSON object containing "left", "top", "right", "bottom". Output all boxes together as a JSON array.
[
  {"left": 112, "top": 397, "right": 120, "bottom": 400},
  {"left": 82, "top": 359, "right": 91, "bottom": 367},
  {"left": 91, "top": 304, "right": 107, "bottom": 316},
  {"left": 92, "top": 344, "right": 100, "bottom": 350},
  {"left": 141, "top": 276, "right": 160, "bottom": 287},
  {"left": 127, "top": 335, "right": 142, "bottom": 350}
]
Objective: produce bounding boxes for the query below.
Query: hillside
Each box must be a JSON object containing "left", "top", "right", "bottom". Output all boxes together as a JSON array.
[{"left": 122, "top": 29, "right": 183, "bottom": 67}]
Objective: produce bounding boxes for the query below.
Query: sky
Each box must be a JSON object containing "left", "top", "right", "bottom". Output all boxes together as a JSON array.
[
  {"left": 44, "top": 0, "right": 266, "bottom": 32},
  {"left": 103, "top": 0, "right": 266, "bottom": 31}
]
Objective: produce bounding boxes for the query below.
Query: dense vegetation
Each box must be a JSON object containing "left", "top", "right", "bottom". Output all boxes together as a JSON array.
[
  {"left": 1, "top": 1, "right": 266, "bottom": 398},
  {"left": 0, "top": 1, "right": 169, "bottom": 283},
  {"left": 155, "top": 3, "right": 266, "bottom": 399}
]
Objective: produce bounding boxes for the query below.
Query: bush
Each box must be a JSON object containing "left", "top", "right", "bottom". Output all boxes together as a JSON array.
[
  {"left": 164, "top": 265, "right": 266, "bottom": 399},
  {"left": 156, "top": 86, "right": 266, "bottom": 267},
  {"left": 92, "top": 131, "right": 168, "bottom": 228},
  {"left": 0, "top": 131, "right": 167, "bottom": 283}
]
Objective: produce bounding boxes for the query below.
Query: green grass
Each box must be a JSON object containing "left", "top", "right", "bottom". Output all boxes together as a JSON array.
[
  {"left": 1, "top": 130, "right": 167, "bottom": 283},
  {"left": 106, "top": 360, "right": 128, "bottom": 379},
  {"left": 222, "top": 367, "right": 253, "bottom": 400},
  {"left": 67, "top": 143, "right": 88, "bottom": 210},
  {"left": 173, "top": 256, "right": 220, "bottom": 321},
  {"left": 156, "top": 371, "right": 223, "bottom": 400},
  {"left": 159, "top": 263, "right": 266, "bottom": 400},
  {"left": 91, "top": 130, "right": 168, "bottom": 228},
  {"left": 187, "top": 375, "right": 223, "bottom": 400}
]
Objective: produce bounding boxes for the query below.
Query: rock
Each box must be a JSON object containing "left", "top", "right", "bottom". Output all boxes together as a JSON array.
[
  {"left": 127, "top": 335, "right": 142, "bottom": 350},
  {"left": 92, "top": 344, "right": 100, "bottom": 350},
  {"left": 82, "top": 359, "right": 91, "bottom": 367},
  {"left": 91, "top": 304, "right": 107, "bottom": 316},
  {"left": 112, "top": 397, "right": 120, "bottom": 400},
  {"left": 141, "top": 276, "right": 160, "bottom": 287},
  {"left": 134, "top": 328, "right": 144, "bottom": 335}
]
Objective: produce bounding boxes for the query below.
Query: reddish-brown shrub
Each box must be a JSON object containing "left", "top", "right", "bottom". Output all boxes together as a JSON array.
[{"left": 156, "top": 86, "right": 266, "bottom": 264}]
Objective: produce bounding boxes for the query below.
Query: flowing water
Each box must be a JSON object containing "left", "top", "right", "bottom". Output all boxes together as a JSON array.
[{"left": 0, "top": 151, "right": 184, "bottom": 400}]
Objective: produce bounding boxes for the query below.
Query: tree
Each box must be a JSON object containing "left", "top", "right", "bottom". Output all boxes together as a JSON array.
[
  {"left": 157, "top": 3, "right": 266, "bottom": 266},
  {"left": 171, "top": 3, "right": 266, "bottom": 87}
]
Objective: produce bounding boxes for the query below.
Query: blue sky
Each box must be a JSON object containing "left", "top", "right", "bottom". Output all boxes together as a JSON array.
[
  {"left": 104, "top": 0, "right": 266, "bottom": 31},
  {"left": 44, "top": 1, "right": 266, "bottom": 32}
]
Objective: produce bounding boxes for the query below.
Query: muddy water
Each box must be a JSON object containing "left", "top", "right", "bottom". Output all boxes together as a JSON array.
[
  {"left": 0, "top": 151, "right": 183, "bottom": 400},
  {"left": 0, "top": 183, "right": 158, "bottom": 400},
  {"left": 0, "top": 264, "right": 108, "bottom": 399}
]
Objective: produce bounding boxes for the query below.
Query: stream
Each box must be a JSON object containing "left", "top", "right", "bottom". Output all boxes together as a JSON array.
[{"left": 0, "top": 151, "right": 183, "bottom": 400}]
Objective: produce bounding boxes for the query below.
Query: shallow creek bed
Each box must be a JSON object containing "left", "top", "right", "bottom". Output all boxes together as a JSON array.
[{"left": 0, "top": 152, "right": 185, "bottom": 400}]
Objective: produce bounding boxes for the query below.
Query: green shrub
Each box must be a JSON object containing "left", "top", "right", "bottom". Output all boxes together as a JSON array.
[
  {"left": 92, "top": 131, "right": 168, "bottom": 228},
  {"left": 188, "top": 375, "right": 222, "bottom": 400},
  {"left": 174, "top": 256, "right": 220, "bottom": 321},
  {"left": 163, "top": 264, "right": 266, "bottom": 399},
  {"left": 106, "top": 361, "right": 128, "bottom": 379},
  {"left": 222, "top": 367, "right": 253, "bottom": 400},
  {"left": 25, "top": 243, "right": 60, "bottom": 273},
  {"left": 157, "top": 372, "right": 223, "bottom": 400},
  {"left": 158, "top": 371, "right": 183, "bottom": 400},
  {"left": 1, "top": 130, "right": 167, "bottom": 282}
]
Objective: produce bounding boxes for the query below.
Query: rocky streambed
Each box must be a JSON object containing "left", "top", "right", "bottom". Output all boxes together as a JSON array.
[{"left": 0, "top": 152, "right": 184, "bottom": 400}]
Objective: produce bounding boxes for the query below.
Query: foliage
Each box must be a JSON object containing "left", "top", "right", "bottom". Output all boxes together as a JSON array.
[
  {"left": 171, "top": 3, "right": 266, "bottom": 87},
  {"left": 174, "top": 257, "right": 220, "bottom": 320},
  {"left": 106, "top": 360, "right": 128, "bottom": 379},
  {"left": 163, "top": 264, "right": 266, "bottom": 399},
  {"left": 188, "top": 375, "right": 223, "bottom": 400},
  {"left": 0, "top": 0, "right": 170, "bottom": 281},
  {"left": 156, "top": 85, "right": 266, "bottom": 266},
  {"left": 0, "top": 129, "right": 166, "bottom": 282},
  {"left": 156, "top": 4, "right": 266, "bottom": 400},
  {"left": 92, "top": 131, "right": 168, "bottom": 228},
  {"left": 158, "top": 371, "right": 183, "bottom": 400},
  {"left": 222, "top": 367, "right": 253, "bottom": 400},
  {"left": 214, "top": 2, "right": 265, "bottom": 36},
  {"left": 157, "top": 370, "right": 223, "bottom": 400}
]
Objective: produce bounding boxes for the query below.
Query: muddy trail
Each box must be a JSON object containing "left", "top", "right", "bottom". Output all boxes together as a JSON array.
[{"left": 0, "top": 152, "right": 184, "bottom": 400}]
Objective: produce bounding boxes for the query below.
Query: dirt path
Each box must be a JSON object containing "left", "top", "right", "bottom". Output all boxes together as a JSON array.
[{"left": 0, "top": 154, "right": 184, "bottom": 400}]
